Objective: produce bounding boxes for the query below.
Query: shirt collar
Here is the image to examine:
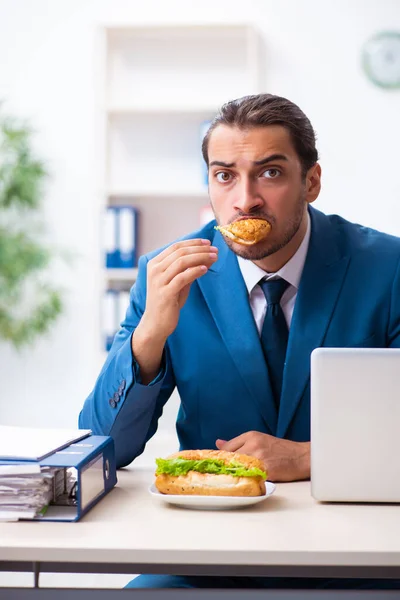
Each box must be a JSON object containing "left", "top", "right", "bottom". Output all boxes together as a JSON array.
[{"left": 237, "top": 211, "right": 311, "bottom": 295}]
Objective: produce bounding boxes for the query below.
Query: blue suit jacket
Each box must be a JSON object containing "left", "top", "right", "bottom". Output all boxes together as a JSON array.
[{"left": 79, "top": 207, "right": 400, "bottom": 467}]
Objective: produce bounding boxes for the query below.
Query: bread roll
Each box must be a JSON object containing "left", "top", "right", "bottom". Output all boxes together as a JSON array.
[
  {"left": 215, "top": 218, "right": 271, "bottom": 245},
  {"left": 155, "top": 449, "right": 267, "bottom": 496},
  {"left": 155, "top": 471, "right": 266, "bottom": 496}
]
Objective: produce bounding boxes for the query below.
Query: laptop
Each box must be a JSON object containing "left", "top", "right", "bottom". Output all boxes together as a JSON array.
[{"left": 310, "top": 347, "right": 400, "bottom": 503}]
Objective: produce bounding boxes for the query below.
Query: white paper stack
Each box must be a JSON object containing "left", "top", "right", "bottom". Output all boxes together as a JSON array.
[
  {"left": 0, "top": 425, "right": 91, "bottom": 521},
  {"left": 0, "top": 425, "right": 91, "bottom": 461},
  {"left": 0, "top": 464, "right": 62, "bottom": 521}
]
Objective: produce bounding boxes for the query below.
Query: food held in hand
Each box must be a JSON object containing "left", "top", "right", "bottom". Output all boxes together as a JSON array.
[
  {"left": 215, "top": 218, "right": 271, "bottom": 245},
  {"left": 155, "top": 449, "right": 267, "bottom": 496}
]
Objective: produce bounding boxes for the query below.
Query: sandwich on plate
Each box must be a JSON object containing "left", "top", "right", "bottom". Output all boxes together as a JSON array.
[
  {"left": 215, "top": 218, "right": 271, "bottom": 246},
  {"left": 155, "top": 449, "right": 267, "bottom": 496}
]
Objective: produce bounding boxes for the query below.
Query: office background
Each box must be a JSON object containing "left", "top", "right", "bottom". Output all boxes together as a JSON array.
[{"left": 0, "top": 0, "right": 399, "bottom": 468}]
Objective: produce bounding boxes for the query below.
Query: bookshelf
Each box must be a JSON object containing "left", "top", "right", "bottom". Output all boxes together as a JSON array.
[{"left": 101, "top": 23, "right": 263, "bottom": 347}]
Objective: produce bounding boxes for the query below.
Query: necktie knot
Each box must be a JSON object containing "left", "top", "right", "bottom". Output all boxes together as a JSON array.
[{"left": 259, "top": 278, "right": 289, "bottom": 305}]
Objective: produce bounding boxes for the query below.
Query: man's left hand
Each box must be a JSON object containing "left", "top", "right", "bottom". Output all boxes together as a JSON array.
[{"left": 216, "top": 432, "right": 310, "bottom": 482}]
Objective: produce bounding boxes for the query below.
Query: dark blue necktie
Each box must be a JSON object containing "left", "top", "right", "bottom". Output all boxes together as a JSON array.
[{"left": 259, "top": 278, "right": 290, "bottom": 409}]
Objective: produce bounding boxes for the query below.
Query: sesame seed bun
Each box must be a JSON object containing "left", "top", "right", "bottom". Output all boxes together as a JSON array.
[{"left": 155, "top": 449, "right": 267, "bottom": 497}]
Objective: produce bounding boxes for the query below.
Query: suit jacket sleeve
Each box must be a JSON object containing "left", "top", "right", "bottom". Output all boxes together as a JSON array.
[
  {"left": 388, "top": 254, "right": 400, "bottom": 347},
  {"left": 78, "top": 254, "right": 176, "bottom": 467}
]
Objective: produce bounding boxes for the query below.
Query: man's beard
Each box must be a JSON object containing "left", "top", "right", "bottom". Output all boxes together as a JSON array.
[{"left": 212, "top": 191, "right": 306, "bottom": 261}]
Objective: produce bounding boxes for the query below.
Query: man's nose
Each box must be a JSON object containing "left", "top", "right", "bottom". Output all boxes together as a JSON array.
[{"left": 233, "top": 180, "right": 264, "bottom": 214}]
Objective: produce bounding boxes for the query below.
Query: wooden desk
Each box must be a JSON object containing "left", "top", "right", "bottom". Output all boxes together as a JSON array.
[{"left": 1, "top": 468, "right": 400, "bottom": 596}]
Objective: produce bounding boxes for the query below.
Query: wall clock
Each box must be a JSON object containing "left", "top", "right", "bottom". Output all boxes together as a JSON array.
[{"left": 362, "top": 31, "right": 400, "bottom": 89}]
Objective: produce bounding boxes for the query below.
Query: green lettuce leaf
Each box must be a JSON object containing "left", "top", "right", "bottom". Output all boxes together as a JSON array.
[{"left": 155, "top": 457, "right": 267, "bottom": 479}]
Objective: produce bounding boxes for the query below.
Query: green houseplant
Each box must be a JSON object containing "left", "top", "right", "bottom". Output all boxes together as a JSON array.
[{"left": 0, "top": 111, "right": 63, "bottom": 347}]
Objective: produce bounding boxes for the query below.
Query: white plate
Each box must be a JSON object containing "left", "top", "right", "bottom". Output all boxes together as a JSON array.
[{"left": 148, "top": 481, "right": 276, "bottom": 510}]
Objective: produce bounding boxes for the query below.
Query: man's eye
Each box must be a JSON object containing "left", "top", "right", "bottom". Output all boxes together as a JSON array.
[
  {"left": 261, "top": 168, "right": 281, "bottom": 179},
  {"left": 216, "top": 172, "right": 232, "bottom": 183}
]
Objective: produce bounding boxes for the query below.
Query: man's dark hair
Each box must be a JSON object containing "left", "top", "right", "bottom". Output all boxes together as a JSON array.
[{"left": 202, "top": 93, "right": 319, "bottom": 178}]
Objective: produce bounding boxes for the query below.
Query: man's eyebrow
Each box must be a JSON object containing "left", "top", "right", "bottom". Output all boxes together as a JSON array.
[
  {"left": 209, "top": 160, "right": 235, "bottom": 168},
  {"left": 208, "top": 154, "right": 288, "bottom": 168},
  {"left": 253, "top": 154, "right": 288, "bottom": 166}
]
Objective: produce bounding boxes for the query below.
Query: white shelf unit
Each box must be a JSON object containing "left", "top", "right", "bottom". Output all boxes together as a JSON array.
[
  {"left": 101, "top": 23, "right": 262, "bottom": 347},
  {"left": 106, "top": 268, "right": 138, "bottom": 283},
  {"left": 107, "top": 110, "right": 214, "bottom": 196},
  {"left": 106, "top": 25, "right": 262, "bottom": 111}
]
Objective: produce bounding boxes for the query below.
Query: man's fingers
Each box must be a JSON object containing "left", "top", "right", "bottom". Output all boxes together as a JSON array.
[
  {"left": 218, "top": 438, "right": 268, "bottom": 471},
  {"left": 168, "top": 265, "right": 209, "bottom": 295},
  {"left": 163, "top": 251, "right": 217, "bottom": 285},
  {"left": 151, "top": 239, "right": 211, "bottom": 267},
  {"left": 158, "top": 245, "right": 218, "bottom": 278},
  {"left": 216, "top": 433, "right": 249, "bottom": 453},
  {"left": 215, "top": 439, "right": 226, "bottom": 449}
]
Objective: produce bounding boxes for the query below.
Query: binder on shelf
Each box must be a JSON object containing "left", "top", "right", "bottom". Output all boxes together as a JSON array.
[
  {"left": 199, "top": 120, "right": 212, "bottom": 187},
  {"left": 104, "top": 207, "right": 118, "bottom": 268},
  {"left": 118, "top": 290, "right": 131, "bottom": 327},
  {"left": 102, "top": 289, "right": 132, "bottom": 351},
  {"left": 104, "top": 206, "right": 138, "bottom": 269},
  {"left": 103, "top": 289, "right": 119, "bottom": 351},
  {"left": 118, "top": 206, "right": 138, "bottom": 268},
  {"left": 0, "top": 435, "right": 117, "bottom": 522}
]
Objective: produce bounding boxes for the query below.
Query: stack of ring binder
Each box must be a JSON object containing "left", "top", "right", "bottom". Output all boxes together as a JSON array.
[{"left": 0, "top": 435, "right": 117, "bottom": 522}]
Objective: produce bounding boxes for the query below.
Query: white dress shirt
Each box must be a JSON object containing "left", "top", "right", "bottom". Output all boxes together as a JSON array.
[{"left": 237, "top": 213, "right": 311, "bottom": 334}]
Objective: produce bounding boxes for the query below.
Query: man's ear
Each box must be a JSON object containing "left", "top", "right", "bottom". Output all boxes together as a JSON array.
[{"left": 305, "top": 163, "right": 321, "bottom": 204}]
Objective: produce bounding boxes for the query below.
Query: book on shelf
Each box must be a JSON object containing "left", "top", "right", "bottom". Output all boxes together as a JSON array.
[
  {"left": 104, "top": 206, "right": 138, "bottom": 269},
  {"left": 102, "top": 289, "right": 131, "bottom": 352}
]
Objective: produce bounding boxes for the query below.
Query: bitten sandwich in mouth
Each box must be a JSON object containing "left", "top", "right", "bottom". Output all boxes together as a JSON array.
[
  {"left": 215, "top": 218, "right": 271, "bottom": 246},
  {"left": 155, "top": 449, "right": 267, "bottom": 496}
]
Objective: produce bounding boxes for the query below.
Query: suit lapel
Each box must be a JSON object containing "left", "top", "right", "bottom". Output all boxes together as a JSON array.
[
  {"left": 277, "top": 208, "right": 351, "bottom": 438},
  {"left": 197, "top": 230, "right": 278, "bottom": 434}
]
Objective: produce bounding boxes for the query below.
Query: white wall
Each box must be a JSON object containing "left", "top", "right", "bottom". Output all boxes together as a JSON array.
[{"left": 0, "top": 0, "right": 399, "bottom": 460}]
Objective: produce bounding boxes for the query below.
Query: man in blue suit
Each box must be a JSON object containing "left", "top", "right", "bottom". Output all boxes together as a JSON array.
[{"left": 79, "top": 94, "right": 400, "bottom": 590}]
